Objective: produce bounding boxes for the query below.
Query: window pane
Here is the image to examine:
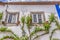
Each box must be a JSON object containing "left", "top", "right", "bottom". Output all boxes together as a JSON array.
[
  {"left": 8, "top": 14, "right": 12, "bottom": 23},
  {"left": 38, "top": 14, "right": 42, "bottom": 23},
  {"left": 32, "top": 14, "right": 37, "bottom": 23},
  {"left": 38, "top": 14, "right": 41, "bottom": 19},
  {"left": 11, "top": 15, "right": 16, "bottom": 23},
  {"left": 38, "top": 19, "right": 42, "bottom": 23},
  {"left": 15, "top": 14, "right": 18, "bottom": 23}
]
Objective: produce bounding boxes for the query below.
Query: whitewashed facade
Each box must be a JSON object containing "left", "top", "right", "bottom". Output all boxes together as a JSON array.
[{"left": 0, "top": 1, "right": 60, "bottom": 40}]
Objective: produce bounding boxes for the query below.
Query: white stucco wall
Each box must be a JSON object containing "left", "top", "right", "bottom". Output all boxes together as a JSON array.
[
  {"left": 2, "top": 5, "right": 59, "bottom": 21},
  {"left": 0, "top": 5, "right": 59, "bottom": 21},
  {"left": 0, "top": 5, "right": 60, "bottom": 40}
]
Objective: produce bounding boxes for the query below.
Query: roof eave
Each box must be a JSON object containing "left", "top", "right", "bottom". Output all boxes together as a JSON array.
[{"left": 0, "top": 1, "right": 60, "bottom": 5}]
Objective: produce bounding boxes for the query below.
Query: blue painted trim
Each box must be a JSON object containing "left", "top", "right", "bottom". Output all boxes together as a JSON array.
[{"left": 55, "top": 4, "right": 60, "bottom": 19}]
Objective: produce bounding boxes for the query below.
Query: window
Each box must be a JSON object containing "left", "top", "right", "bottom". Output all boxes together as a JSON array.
[
  {"left": 5, "top": 12, "right": 19, "bottom": 24},
  {"left": 31, "top": 12, "right": 45, "bottom": 24}
]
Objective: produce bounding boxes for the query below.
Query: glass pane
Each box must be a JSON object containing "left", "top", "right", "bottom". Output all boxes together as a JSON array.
[
  {"left": 11, "top": 15, "right": 16, "bottom": 23},
  {"left": 38, "top": 14, "right": 42, "bottom": 23},
  {"left": 38, "top": 19, "right": 42, "bottom": 24},
  {"left": 38, "top": 14, "right": 41, "bottom": 19},
  {"left": 33, "top": 14, "right": 37, "bottom": 23},
  {"left": 15, "top": 14, "right": 18, "bottom": 23},
  {"left": 8, "top": 14, "right": 12, "bottom": 23}
]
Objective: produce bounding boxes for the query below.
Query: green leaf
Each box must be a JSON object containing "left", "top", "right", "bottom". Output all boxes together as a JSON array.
[
  {"left": 49, "top": 13, "right": 55, "bottom": 23},
  {"left": 26, "top": 16, "right": 32, "bottom": 28},
  {"left": 43, "top": 21, "right": 50, "bottom": 32},
  {"left": 0, "top": 13, "right": 3, "bottom": 20},
  {"left": 20, "top": 36, "right": 28, "bottom": 40},
  {"left": 21, "top": 16, "right": 25, "bottom": 24},
  {"left": 52, "top": 38, "right": 60, "bottom": 40},
  {"left": 30, "top": 26, "right": 44, "bottom": 36},
  {"left": 0, "top": 36, "right": 17, "bottom": 40},
  {"left": 0, "top": 27, "right": 7, "bottom": 32}
]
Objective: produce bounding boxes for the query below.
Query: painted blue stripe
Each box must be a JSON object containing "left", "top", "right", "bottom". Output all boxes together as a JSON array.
[{"left": 55, "top": 4, "right": 60, "bottom": 19}]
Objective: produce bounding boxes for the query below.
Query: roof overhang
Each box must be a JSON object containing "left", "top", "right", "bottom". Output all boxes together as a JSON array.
[
  {"left": 0, "top": 1, "right": 60, "bottom": 5},
  {"left": 0, "top": 2, "right": 5, "bottom": 5}
]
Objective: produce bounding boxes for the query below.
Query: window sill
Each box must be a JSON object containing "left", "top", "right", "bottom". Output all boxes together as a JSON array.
[
  {"left": 32, "top": 23, "right": 43, "bottom": 26},
  {"left": 2, "top": 21, "right": 20, "bottom": 26}
]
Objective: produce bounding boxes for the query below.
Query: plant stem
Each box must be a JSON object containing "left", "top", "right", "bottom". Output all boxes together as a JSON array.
[
  {"left": 33, "top": 32, "right": 48, "bottom": 40},
  {"left": 50, "top": 28, "right": 58, "bottom": 40},
  {"left": 22, "top": 23, "right": 25, "bottom": 36},
  {"left": 28, "top": 27, "right": 31, "bottom": 40}
]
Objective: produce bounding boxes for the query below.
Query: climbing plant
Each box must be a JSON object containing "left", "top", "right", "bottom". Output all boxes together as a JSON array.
[
  {"left": 43, "top": 21, "right": 50, "bottom": 32},
  {"left": 49, "top": 13, "right": 60, "bottom": 40},
  {"left": 26, "top": 15, "right": 32, "bottom": 40},
  {"left": 0, "top": 27, "right": 20, "bottom": 40},
  {"left": 21, "top": 16, "right": 26, "bottom": 36},
  {"left": 0, "top": 12, "right": 3, "bottom": 20},
  {"left": 0, "top": 13, "right": 60, "bottom": 40}
]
